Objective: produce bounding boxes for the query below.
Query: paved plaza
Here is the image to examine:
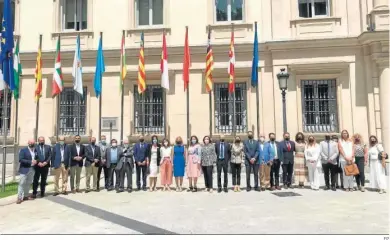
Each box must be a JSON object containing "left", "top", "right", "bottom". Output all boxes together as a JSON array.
[{"left": 0, "top": 172, "right": 388, "bottom": 235}]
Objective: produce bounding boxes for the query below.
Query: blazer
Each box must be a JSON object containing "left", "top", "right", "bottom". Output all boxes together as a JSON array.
[
  {"left": 263, "top": 141, "right": 280, "bottom": 162},
  {"left": 215, "top": 141, "right": 231, "bottom": 162},
  {"left": 319, "top": 140, "right": 339, "bottom": 165},
  {"left": 258, "top": 142, "right": 265, "bottom": 164},
  {"left": 133, "top": 142, "right": 149, "bottom": 163},
  {"left": 105, "top": 146, "right": 124, "bottom": 168},
  {"left": 98, "top": 143, "right": 108, "bottom": 167},
  {"left": 116, "top": 145, "right": 135, "bottom": 171},
  {"left": 243, "top": 139, "right": 259, "bottom": 165},
  {"left": 148, "top": 144, "right": 161, "bottom": 166},
  {"left": 18, "top": 147, "right": 38, "bottom": 174},
  {"left": 69, "top": 143, "right": 86, "bottom": 167},
  {"left": 278, "top": 140, "right": 296, "bottom": 164},
  {"left": 85, "top": 144, "right": 101, "bottom": 167},
  {"left": 36, "top": 144, "right": 52, "bottom": 166},
  {"left": 51, "top": 143, "right": 71, "bottom": 169}
]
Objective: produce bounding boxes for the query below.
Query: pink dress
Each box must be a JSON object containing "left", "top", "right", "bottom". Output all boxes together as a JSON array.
[{"left": 186, "top": 144, "right": 201, "bottom": 178}]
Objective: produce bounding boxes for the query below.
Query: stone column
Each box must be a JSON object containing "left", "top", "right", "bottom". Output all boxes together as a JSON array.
[
  {"left": 373, "top": 0, "right": 388, "bottom": 9},
  {"left": 379, "top": 67, "right": 390, "bottom": 154}
]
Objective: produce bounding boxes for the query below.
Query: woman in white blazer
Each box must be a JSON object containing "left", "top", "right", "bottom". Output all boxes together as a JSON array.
[{"left": 304, "top": 136, "right": 321, "bottom": 190}]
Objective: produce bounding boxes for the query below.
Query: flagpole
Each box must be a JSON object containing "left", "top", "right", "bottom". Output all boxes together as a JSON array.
[
  {"left": 77, "top": 33, "right": 81, "bottom": 136},
  {"left": 34, "top": 34, "right": 42, "bottom": 141},
  {"left": 185, "top": 26, "right": 190, "bottom": 143},
  {"left": 120, "top": 30, "right": 125, "bottom": 141},
  {"left": 2, "top": 86, "right": 9, "bottom": 192},
  {"left": 56, "top": 34, "right": 61, "bottom": 141},
  {"left": 163, "top": 29, "right": 167, "bottom": 137},
  {"left": 98, "top": 32, "right": 103, "bottom": 140},
  {"left": 231, "top": 24, "right": 236, "bottom": 137},
  {"left": 207, "top": 25, "right": 213, "bottom": 138},
  {"left": 14, "top": 98, "right": 18, "bottom": 143},
  {"left": 254, "top": 22, "right": 260, "bottom": 139}
]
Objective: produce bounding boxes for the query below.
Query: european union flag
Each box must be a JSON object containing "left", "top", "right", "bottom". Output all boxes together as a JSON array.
[
  {"left": 93, "top": 34, "right": 105, "bottom": 98},
  {"left": 251, "top": 22, "right": 259, "bottom": 88},
  {"left": 1, "top": 0, "right": 15, "bottom": 90}
]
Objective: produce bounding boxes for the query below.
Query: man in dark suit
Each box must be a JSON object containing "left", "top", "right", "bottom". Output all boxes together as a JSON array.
[
  {"left": 116, "top": 139, "right": 134, "bottom": 193},
  {"left": 133, "top": 135, "right": 149, "bottom": 191},
  {"left": 105, "top": 138, "right": 124, "bottom": 192},
  {"left": 16, "top": 139, "right": 38, "bottom": 204},
  {"left": 69, "top": 135, "right": 85, "bottom": 193},
  {"left": 85, "top": 137, "right": 101, "bottom": 192},
  {"left": 215, "top": 135, "right": 231, "bottom": 193},
  {"left": 32, "top": 136, "right": 52, "bottom": 198},
  {"left": 51, "top": 136, "right": 71, "bottom": 196},
  {"left": 97, "top": 135, "right": 109, "bottom": 190},
  {"left": 278, "top": 132, "right": 295, "bottom": 189},
  {"left": 244, "top": 131, "right": 260, "bottom": 191}
]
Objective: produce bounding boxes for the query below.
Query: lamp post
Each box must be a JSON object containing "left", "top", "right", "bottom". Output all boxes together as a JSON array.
[{"left": 277, "top": 68, "right": 290, "bottom": 134}]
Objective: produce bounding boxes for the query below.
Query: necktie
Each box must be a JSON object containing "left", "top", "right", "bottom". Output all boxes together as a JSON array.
[
  {"left": 141, "top": 144, "right": 143, "bottom": 149},
  {"left": 41, "top": 146, "right": 45, "bottom": 158},
  {"left": 220, "top": 143, "right": 224, "bottom": 159},
  {"left": 287, "top": 142, "right": 291, "bottom": 151}
]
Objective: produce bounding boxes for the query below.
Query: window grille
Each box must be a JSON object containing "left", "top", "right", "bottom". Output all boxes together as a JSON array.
[
  {"left": 134, "top": 85, "right": 164, "bottom": 134},
  {"left": 214, "top": 82, "right": 247, "bottom": 134},
  {"left": 0, "top": 90, "right": 12, "bottom": 136},
  {"left": 301, "top": 80, "right": 338, "bottom": 133},
  {"left": 59, "top": 87, "right": 87, "bottom": 135}
]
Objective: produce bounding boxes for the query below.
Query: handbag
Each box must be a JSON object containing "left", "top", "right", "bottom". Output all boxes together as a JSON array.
[{"left": 344, "top": 163, "right": 359, "bottom": 176}]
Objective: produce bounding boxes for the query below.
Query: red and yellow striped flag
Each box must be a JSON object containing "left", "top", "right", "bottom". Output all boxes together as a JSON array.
[
  {"left": 34, "top": 40, "right": 43, "bottom": 102},
  {"left": 137, "top": 32, "right": 146, "bottom": 94},
  {"left": 205, "top": 28, "right": 214, "bottom": 93},
  {"left": 228, "top": 30, "right": 235, "bottom": 94},
  {"left": 119, "top": 31, "right": 127, "bottom": 92}
]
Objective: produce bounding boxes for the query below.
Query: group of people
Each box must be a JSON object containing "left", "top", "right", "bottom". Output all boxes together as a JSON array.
[{"left": 15, "top": 130, "right": 388, "bottom": 204}]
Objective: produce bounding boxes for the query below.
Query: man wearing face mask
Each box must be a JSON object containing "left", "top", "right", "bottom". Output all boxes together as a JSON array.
[
  {"left": 215, "top": 135, "right": 231, "bottom": 193},
  {"left": 69, "top": 135, "right": 86, "bottom": 193},
  {"left": 51, "top": 136, "right": 71, "bottom": 196},
  {"left": 133, "top": 135, "right": 149, "bottom": 191},
  {"left": 32, "top": 136, "right": 52, "bottom": 198},
  {"left": 97, "top": 135, "right": 109, "bottom": 190},
  {"left": 16, "top": 139, "right": 38, "bottom": 204},
  {"left": 116, "top": 139, "right": 134, "bottom": 193},
  {"left": 278, "top": 132, "right": 295, "bottom": 189},
  {"left": 105, "top": 139, "right": 124, "bottom": 192},
  {"left": 320, "top": 135, "right": 339, "bottom": 191},
  {"left": 264, "top": 133, "right": 280, "bottom": 190},
  {"left": 244, "top": 131, "right": 260, "bottom": 191},
  {"left": 258, "top": 134, "right": 268, "bottom": 191},
  {"left": 85, "top": 137, "right": 101, "bottom": 192}
]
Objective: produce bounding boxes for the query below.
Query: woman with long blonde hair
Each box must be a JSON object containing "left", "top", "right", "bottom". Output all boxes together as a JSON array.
[
  {"left": 173, "top": 136, "right": 186, "bottom": 191},
  {"left": 352, "top": 133, "right": 368, "bottom": 192},
  {"left": 338, "top": 130, "right": 355, "bottom": 192},
  {"left": 304, "top": 135, "right": 321, "bottom": 190}
]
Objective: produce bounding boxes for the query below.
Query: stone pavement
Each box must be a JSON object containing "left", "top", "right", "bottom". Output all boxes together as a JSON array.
[{"left": 0, "top": 172, "right": 388, "bottom": 234}]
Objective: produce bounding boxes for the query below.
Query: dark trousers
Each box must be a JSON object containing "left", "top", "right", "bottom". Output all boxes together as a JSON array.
[
  {"left": 322, "top": 163, "right": 337, "bottom": 187},
  {"left": 32, "top": 166, "right": 49, "bottom": 196},
  {"left": 336, "top": 167, "right": 344, "bottom": 188},
  {"left": 217, "top": 160, "right": 228, "bottom": 188},
  {"left": 246, "top": 163, "right": 259, "bottom": 188},
  {"left": 136, "top": 165, "right": 147, "bottom": 188},
  {"left": 270, "top": 159, "right": 281, "bottom": 187},
  {"left": 107, "top": 164, "right": 120, "bottom": 189},
  {"left": 97, "top": 165, "right": 109, "bottom": 189},
  {"left": 282, "top": 162, "right": 294, "bottom": 186},
  {"left": 202, "top": 166, "right": 214, "bottom": 189},
  {"left": 355, "top": 156, "right": 365, "bottom": 187},
  {"left": 120, "top": 162, "right": 133, "bottom": 190},
  {"left": 231, "top": 163, "right": 241, "bottom": 186}
]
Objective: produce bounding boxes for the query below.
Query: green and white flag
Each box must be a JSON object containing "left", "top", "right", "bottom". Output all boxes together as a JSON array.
[{"left": 13, "top": 38, "right": 22, "bottom": 99}]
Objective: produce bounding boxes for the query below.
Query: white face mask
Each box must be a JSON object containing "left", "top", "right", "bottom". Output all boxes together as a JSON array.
[
  {"left": 260, "top": 137, "right": 265, "bottom": 142},
  {"left": 112, "top": 143, "right": 117, "bottom": 147},
  {"left": 204, "top": 140, "right": 210, "bottom": 144},
  {"left": 163, "top": 142, "right": 168, "bottom": 146}
]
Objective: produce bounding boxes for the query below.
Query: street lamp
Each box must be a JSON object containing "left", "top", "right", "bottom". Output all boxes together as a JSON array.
[{"left": 277, "top": 68, "right": 290, "bottom": 134}]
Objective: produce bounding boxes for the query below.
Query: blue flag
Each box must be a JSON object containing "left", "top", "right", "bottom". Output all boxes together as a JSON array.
[
  {"left": 93, "top": 34, "right": 105, "bottom": 98},
  {"left": 251, "top": 22, "right": 259, "bottom": 87},
  {"left": 1, "top": 0, "right": 15, "bottom": 90}
]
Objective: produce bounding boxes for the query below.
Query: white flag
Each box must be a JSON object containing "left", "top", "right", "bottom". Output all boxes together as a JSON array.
[
  {"left": 0, "top": 68, "right": 4, "bottom": 91},
  {"left": 72, "top": 35, "right": 83, "bottom": 95}
]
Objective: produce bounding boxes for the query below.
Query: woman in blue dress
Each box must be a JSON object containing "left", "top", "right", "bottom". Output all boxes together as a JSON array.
[{"left": 173, "top": 136, "right": 186, "bottom": 192}]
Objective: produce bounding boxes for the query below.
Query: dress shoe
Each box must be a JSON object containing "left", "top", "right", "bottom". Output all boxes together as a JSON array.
[
  {"left": 193, "top": 187, "right": 198, "bottom": 192},
  {"left": 16, "top": 199, "right": 22, "bottom": 204},
  {"left": 288, "top": 185, "right": 293, "bottom": 189},
  {"left": 283, "top": 185, "right": 288, "bottom": 189},
  {"left": 254, "top": 187, "right": 261, "bottom": 192},
  {"left": 23, "top": 197, "right": 28, "bottom": 201},
  {"left": 331, "top": 187, "right": 336, "bottom": 191},
  {"left": 270, "top": 186, "right": 275, "bottom": 191},
  {"left": 218, "top": 188, "right": 222, "bottom": 193},
  {"left": 72, "top": 190, "right": 76, "bottom": 194},
  {"left": 31, "top": 194, "right": 37, "bottom": 199},
  {"left": 76, "top": 189, "right": 81, "bottom": 193},
  {"left": 276, "top": 186, "right": 282, "bottom": 190},
  {"left": 324, "top": 186, "right": 330, "bottom": 191},
  {"left": 28, "top": 196, "right": 35, "bottom": 200},
  {"left": 53, "top": 192, "right": 59, "bottom": 196},
  {"left": 261, "top": 188, "right": 266, "bottom": 191},
  {"left": 142, "top": 187, "right": 147, "bottom": 191},
  {"left": 137, "top": 187, "right": 141, "bottom": 191},
  {"left": 223, "top": 188, "right": 228, "bottom": 193},
  {"left": 127, "top": 189, "right": 132, "bottom": 193},
  {"left": 62, "top": 191, "right": 68, "bottom": 195},
  {"left": 85, "top": 190, "right": 90, "bottom": 193},
  {"left": 246, "top": 187, "right": 251, "bottom": 192}
]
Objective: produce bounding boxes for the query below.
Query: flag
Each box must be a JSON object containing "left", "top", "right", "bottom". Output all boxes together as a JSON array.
[
  {"left": 34, "top": 39, "right": 43, "bottom": 102},
  {"left": 0, "top": 68, "right": 4, "bottom": 91},
  {"left": 13, "top": 38, "right": 22, "bottom": 99},
  {"left": 1, "top": 0, "right": 15, "bottom": 90},
  {"left": 119, "top": 31, "right": 126, "bottom": 92},
  {"left": 94, "top": 34, "right": 105, "bottom": 98},
  {"left": 52, "top": 36, "right": 63, "bottom": 97},
  {"left": 205, "top": 28, "right": 214, "bottom": 93},
  {"left": 137, "top": 32, "right": 146, "bottom": 94},
  {"left": 72, "top": 35, "right": 83, "bottom": 96},
  {"left": 183, "top": 27, "right": 191, "bottom": 91},
  {"left": 160, "top": 32, "right": 169, "bottom": 90},
  {"left": 228, "top": 30, "right": 235, "bottom": 93},
  {"left": 251, "top": 22, "right": 259, "bottom": 87}
]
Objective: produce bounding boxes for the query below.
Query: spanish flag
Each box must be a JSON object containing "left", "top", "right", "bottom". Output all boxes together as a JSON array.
[
  {"left": 34, "top": 37, "right": 43, "bottom": 102},
  {"left": 119, "top": 31, "right": 127, "bottom": 92}
]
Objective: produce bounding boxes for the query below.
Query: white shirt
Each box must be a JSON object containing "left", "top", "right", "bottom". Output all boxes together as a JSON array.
[
  {"left": 28, "top": 148, "right": 35, "bottom": 161},
  {"left": 76, "top": 144, "right": 80, "bottom": 155},
  {"left": 271, "top": 142, "right": 278, "bottom": 159},
  {"left": 160, "top": 147, "right": 172, "bottom": 164},
  {"left": 60, "top": 146, "right": 64, "bottom": 162},
  {"left": 368, "top": 144, "right": 384, "bottom": 161}
]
